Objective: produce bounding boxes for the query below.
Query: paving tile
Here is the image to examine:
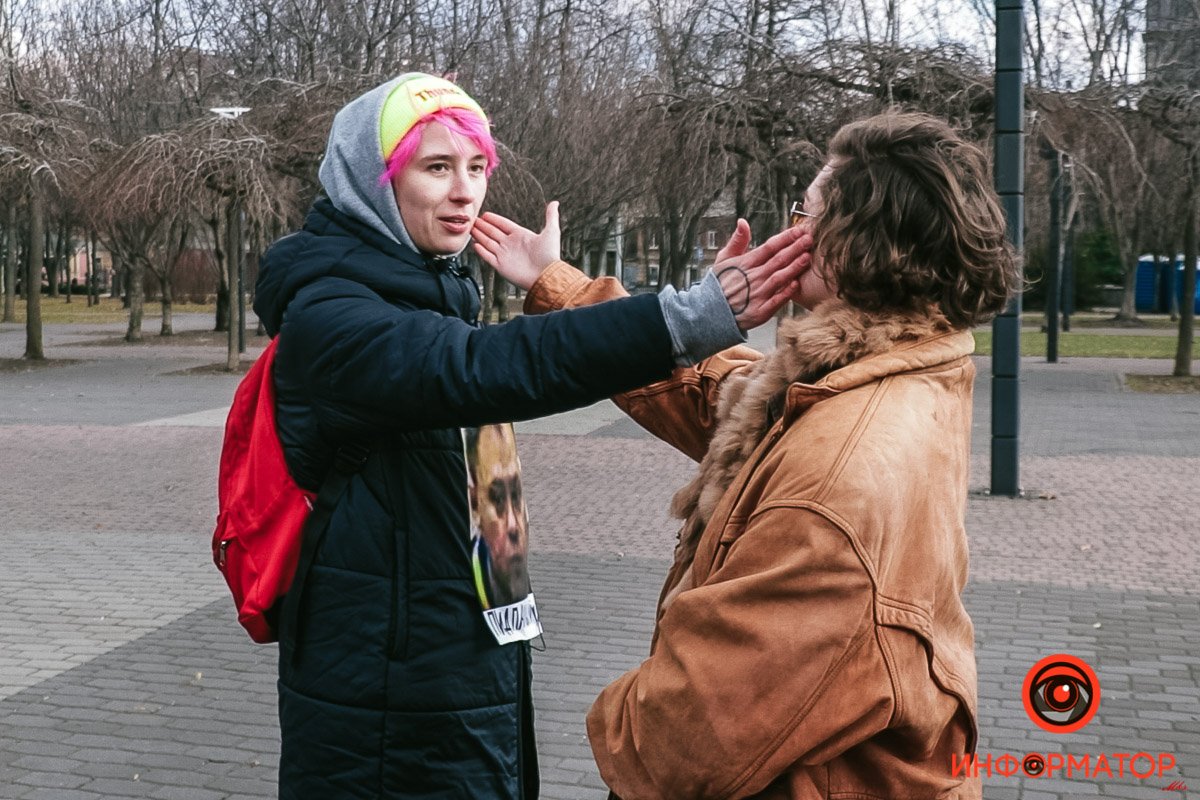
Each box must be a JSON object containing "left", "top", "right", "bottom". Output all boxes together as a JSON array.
[{"left": 0, "top": 323, "right": 1197, "bottom": 800}]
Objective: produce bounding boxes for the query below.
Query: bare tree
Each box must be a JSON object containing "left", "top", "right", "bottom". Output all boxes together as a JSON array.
[
  {"left": 1139, "top": 42, "right": 1200, "bottom": 374},
  {"left": 88, "top": 114, "right": 289, "bottom": 345},
  {"left": 5, "top": 0, "right": 1177, "bottom": 363},
  {"left": 1065, "top": 0, "right": 1142, "bottom": 88},
  {"left": 0, "top": 98, "right": 89, "bottom": 358},
  {"left": 1037, "top": 89, "right": 1158, "bottom": 322},
  {"left": 2, "top": 202, "right": 16, "bottom": 321}
]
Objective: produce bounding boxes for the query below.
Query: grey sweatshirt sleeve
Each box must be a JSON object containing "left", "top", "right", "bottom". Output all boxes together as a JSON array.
[{"left": 657, "top": 269, "right": 747, "bottom": 367}]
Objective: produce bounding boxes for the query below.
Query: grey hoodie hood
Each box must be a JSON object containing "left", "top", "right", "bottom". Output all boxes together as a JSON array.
[{"left": 318, "top": 74, "right": 422, "bottom": 254}]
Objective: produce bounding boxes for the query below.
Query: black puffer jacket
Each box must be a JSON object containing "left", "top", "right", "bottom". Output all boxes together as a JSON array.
[{"left": 254, "top": 198, "right": 674, "bottom": 799}]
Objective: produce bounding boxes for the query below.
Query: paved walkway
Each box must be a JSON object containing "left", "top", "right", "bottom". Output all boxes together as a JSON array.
[{"left": 0, "top": 315, "right": 1197, "bottom": 799}]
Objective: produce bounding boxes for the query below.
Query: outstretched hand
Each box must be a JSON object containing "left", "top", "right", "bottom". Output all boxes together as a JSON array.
[
  {"left": 472, "top": 202, "right": 561, "bottom": 291},
  {"left": 714, "top": 219, "right": 813, "bottom": 330}
]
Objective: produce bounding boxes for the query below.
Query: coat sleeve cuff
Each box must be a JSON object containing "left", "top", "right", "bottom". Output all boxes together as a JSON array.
[
  {"left": 658, "top": 270, "right": 746, "bottom": 367},
  {"left": 523, "top": 261, "right": 593, "bottom": 314}
]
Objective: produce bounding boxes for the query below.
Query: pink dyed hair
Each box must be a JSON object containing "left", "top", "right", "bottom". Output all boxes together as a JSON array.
[{"left": 380, "top": 107, "right": 499, "bottom": 184}]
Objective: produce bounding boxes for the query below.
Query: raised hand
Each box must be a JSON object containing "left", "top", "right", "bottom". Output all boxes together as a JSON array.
[
  {"left": 471, "top": 202, "right": 561, "bottom": 291},
  {"left": 715, "top": 218, "right": 752, "bottom": 262},
  {"left": 714, "top": 221, "right": 813, "bottom": 330}
]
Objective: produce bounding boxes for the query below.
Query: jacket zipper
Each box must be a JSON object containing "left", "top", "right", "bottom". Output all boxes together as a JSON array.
[{"left": 517, "top": 644, "right": 528, "bottom": 798}]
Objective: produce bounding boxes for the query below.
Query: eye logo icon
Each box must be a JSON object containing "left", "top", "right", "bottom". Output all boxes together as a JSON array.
[{"left": 1022, "top": 654, "right": 1100, "bottom": 733}]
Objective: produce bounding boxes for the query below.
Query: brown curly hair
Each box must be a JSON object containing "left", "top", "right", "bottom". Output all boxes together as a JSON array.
[{"left": 812, "top": 112, "right": 1018, "bottom": 328}]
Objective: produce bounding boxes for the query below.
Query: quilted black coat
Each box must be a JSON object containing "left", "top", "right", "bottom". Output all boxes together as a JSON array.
[{"left": 253, "top": 198, "right": 674, "bottom": 799}]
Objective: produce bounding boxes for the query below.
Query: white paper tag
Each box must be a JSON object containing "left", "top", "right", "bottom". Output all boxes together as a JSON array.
[{"left": 482, "top": 593, "right": 542, "bottom": 645}]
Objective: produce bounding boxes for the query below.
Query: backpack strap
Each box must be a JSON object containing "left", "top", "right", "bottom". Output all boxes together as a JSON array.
[{"left": 277, "top": 442, "right": 371, "bottom": 663}]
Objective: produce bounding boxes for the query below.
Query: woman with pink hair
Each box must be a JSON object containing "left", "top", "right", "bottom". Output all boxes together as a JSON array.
[{"left": 252, "top": 72, "right": 810, "bottom": 798}]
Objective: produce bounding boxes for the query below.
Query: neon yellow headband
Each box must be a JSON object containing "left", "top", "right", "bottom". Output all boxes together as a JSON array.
[{"left": 379, "top": 74, "right": 489, "bottom": 161}]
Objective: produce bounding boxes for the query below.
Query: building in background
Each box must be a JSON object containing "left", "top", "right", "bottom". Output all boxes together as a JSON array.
[{"left": 1144, "top": 0, "right": 1200, "bottom": 85}]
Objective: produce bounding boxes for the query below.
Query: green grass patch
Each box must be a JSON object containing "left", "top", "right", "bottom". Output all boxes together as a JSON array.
[
  {"left": 1019, "top": 312, "right": 1179, "bottom": 330},
  {"left": 973, "top": 330, "right": 1192, "bottom": 358},
  {"left": 1124, "top": 374, "right": 1200, "bottom": 393}
]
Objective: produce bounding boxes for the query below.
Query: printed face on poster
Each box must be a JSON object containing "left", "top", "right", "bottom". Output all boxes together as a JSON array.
[
  {"left": 464, "top": 425, "right": 541, "bottom": 645},
  {"left": 465, "top": 423, "right": 530, "bottom": 607}
]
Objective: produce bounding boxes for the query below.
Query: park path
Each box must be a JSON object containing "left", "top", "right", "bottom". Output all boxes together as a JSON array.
[{"left": 0, "top": 315, "right": 1196, "bottom": 799}]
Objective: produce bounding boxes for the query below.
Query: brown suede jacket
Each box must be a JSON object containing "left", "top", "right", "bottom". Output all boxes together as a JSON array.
[{"left": 525, "top": 262, "right": 982, "bottom": 800}]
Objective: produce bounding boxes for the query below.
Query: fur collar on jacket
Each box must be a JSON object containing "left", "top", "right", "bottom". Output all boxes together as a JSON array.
[{"left": 669, "top": 299, "right": 957, "bottom": 562}]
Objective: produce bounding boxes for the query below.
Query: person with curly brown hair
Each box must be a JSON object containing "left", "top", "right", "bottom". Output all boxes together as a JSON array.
[{"left": 475, "top": 110, "right": 1019, "bottom": 799}]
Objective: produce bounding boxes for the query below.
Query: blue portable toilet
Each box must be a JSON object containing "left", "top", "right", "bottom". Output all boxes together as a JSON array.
[
  {"left": 1159, "top": 259, "right": 1175, "bottom": 312},
  {"left": 1171, "top": 258, "right": 1200, "bottom": 314},
  {"left": 1135, "top": 256, "right": 1156, "bottom": 312},
  {"left": 1135, "top": 256, "right": 1199, "bottom": 313}
]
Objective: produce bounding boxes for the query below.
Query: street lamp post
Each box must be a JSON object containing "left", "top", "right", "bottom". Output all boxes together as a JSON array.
[
  {"left": 992, "top": 0, "right": 1024, "bottom": 496},
  {"left": 210, "top": 107, "right": 251, "bottom": 368},
  {"left": 1045, "top": 144, "right": 1061, "bottom": 363}
]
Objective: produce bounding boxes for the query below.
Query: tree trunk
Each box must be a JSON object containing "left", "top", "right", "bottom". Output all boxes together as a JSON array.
[
  {"left": 3, "top": 204, "right": 16, "bottom": 322},
  {"left": 1174, "top": 148, "right": 1197, "bottom": 377},
  {"left": 1113, "top": 211, "right": 1141, "bottom": 323},
  {"left": 45, "top": 226, "right": 57, "bottom": 298},
  {"left": 0, "top": 220, "right": 6, "bottom": 309},
  {"left": 125, "top": 257, "right": 145, "bottom": 342},
  {"left": 111, "top": 259, "right": 124, "bottom": 300},
  {"left": 120, "top": 258, "right": 131, "bottom": 308},
  {"left": 160, "top": 277, "right": 173, "bottom": 336},
  {"left": 1169, "top": 255, "right": 1180, "bottom": 322},
  {"left": 581, "top": 242, "right": 593, "bottom": 278},
  {"left": 655, "top": 224, "right": 668, "bottom": 290},
  {"left": 1116, "top": 258, "right": 1138, "bottom": 321},
  {"left": 59, "top": 222, "right": 70, "bottom": 304},
  {"left": 664, "top": 220, "right": 679, "bottom": 288},
  {"left": 215, "top": 281, "right": 230, "bottom": 331},
  {"left": 1044, "top": 150, "right": 1061, "bottom": 362},
  {"left": 734, "top": 158, "right": 749, "bottom": 221},
  {"left": 667, "top": 214, "right": 701, "bottom": 289},
  {"left": 491, "top": 269, "right": 509, "bottom": 322},
  {"left": 1113, "top": 268, "right": 1132, "bottom": 319},
  {"left": 89, "top": 232, "right": 100, "bottom": 307},
  {"left": 25, "top": 185, "right": 45, "bottom": 360},
  {"left": 612, "top": 215, "right": 624, "bottom": 283},
  {"left": 236, "top": 224, "right": 246, "bottom": 355},
  {"left": 596, "top": 217, "right": 614, "bottom": 277},
  {"left": 84, "top": 232, "right": 93, "bottom": 307},
  {"left": 635, "top": 229, "right": 648, "bottom": 289},
  {"left": 479, "top": 260, "right": 495, "bottom": 324},
  {"left": 226, "top": 198, "right": 241, "bottom": 371},
  {"left": 211, "top": 211, "right": 228, "bottom": 331}
]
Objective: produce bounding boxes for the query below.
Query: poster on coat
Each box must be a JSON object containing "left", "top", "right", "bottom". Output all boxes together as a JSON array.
[{"left": 463, "top": 424, "right": 542, "bottom": 645}]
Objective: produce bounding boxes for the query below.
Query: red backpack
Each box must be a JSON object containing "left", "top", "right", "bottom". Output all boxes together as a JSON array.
[{"left": 212, "top": 338, "right": 364, "bottom": 644}]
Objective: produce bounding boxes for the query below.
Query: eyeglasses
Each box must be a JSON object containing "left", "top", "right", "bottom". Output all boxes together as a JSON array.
[{"left": 789, "top": 200, "right": 817, "bottom": 227}]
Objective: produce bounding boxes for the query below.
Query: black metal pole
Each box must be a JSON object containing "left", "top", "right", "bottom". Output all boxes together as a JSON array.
[
  {"left": 1046, "top": 148, "right": 1061, "bottom": 363},
  {"left": 237, "top": 226, "right": 246, "bottom": 354},
  {"left": 1062, "top": 156, "right": 1074, "bottom": 332},
  {"left": 226, "top": 197, "right": 239, "bottom": 371},
  {"left": 992, "top": 0, "right": 1024, "bottom": 496}
]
